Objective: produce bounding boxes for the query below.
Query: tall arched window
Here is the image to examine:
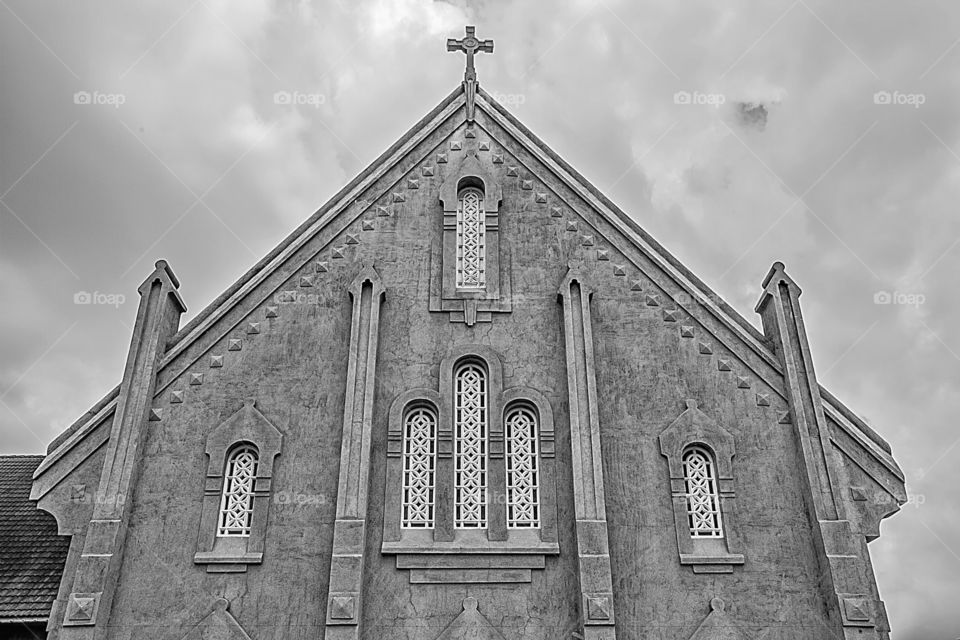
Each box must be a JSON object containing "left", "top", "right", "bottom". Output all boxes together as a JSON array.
[
  {"left": 402, "top": 404, "right": 437, "bottom": 528},
  {"left": 505, "top": 404, "right": 540, "bottom": 528},
  {"left": 454, "top": 361, "right": 487, "bottom": 528},
  {"left": 455, "top": 187, "right": 485, "bottom": 289},
  {"left": 218, "top": 445, "right": 259, "bottom": 537},
  {"left": 682, "top": 446, "right": 723, "bottom": 538}
]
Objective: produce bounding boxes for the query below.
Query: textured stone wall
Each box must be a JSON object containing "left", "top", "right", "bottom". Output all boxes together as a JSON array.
[{"left": 48, "top": 100, "right": 863, "bottom": 639}]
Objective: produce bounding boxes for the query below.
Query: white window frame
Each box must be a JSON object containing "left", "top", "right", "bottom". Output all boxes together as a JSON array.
[
  {"left": 401, "top": 404, "right": 437, "bottom": 529},
  {"left": 455, "top": 187, "right": 486, "bottom": 289},
  {"left": 217, "top": 445, "right": 259, "bottom": 538},
  {"left": 682, "top": 446, "right": 724, "bottom": 539},
  {"left": 505, "top": 404, "right": 540, "bottom": 528},
  {"left": 454, "top": 361, "right": 487, "bottom": 528}
]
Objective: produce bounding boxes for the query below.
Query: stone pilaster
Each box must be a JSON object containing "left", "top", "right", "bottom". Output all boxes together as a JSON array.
[
  {"left": 61, "top": 260, "right": 185, "bottom": 639},
  {"left": 324, "top": 265, "right": 386, "bottom": 639},
  {"left": 756, "top": 262, "right": 888, "bottom": 639},
  {"left": 557, "top": 266, "right": 616, "bottom": 639}
]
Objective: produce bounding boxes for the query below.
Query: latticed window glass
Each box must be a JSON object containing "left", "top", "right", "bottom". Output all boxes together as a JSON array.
[
  {"left": 217, "top": 445, "right": 258, "bottom": 537},
  {"left": 455, "top": 188, "right": 486, "bottom": 289},
  {"left": 454, "top": 362, "right": 487, "bottom": 528},
  {"left": 682, "top": 446, "right": 723, "bottom": 538},
  {"left": 402, "top": 405, "right": 437, "bottom": 528},
  {"left": 505, "top": 405, "right": 540, "bottom": 528}
]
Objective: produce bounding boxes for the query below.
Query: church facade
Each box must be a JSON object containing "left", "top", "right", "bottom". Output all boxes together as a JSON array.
[{"left": 26, "top": 29, "right": 906, "bottom": 640}]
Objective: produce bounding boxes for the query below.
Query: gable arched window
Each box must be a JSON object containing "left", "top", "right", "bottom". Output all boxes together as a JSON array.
[
  {"left": 454, "top": 360, "right": 487, "bottom": 528},
  {"left": 218, "top": 444, "right": 259, "bottom": 537},
  {"left": 455, "top": 187, "right": 486, "bottom": 289},
  {"left": 682, "top": 445, "right": 723, "bottom": 538},
  {"left": 505, "top": 403, "right": 540, "bottom": 528},
  {"left": 402, "top": 404, "right": 437, "bottom": 529}
]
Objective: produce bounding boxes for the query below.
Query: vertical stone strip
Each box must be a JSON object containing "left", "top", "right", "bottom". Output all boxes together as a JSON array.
[
  {"left": 324, "top": 265, "right": 386, "bottom": 640},
  {"left": 557, "top": 266, "right": 617, "bottom": 639},
  {"left": 756, "top": 262, "right": 887, "bottom": 638},
  {"left": 61, "top": 261, "right": 185, "bottom": 639}
]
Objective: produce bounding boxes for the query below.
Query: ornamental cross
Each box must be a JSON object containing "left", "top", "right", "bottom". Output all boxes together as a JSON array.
[{"left": 446, "top": 26, "right": 494, "bottom": 121}]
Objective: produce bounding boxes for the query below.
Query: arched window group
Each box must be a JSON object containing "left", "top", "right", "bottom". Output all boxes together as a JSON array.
[{"left": 396, "top": 358, "right": 545, "bottom": 532}]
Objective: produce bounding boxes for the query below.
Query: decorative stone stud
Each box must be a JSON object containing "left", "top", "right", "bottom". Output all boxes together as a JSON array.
[
  {"left": 736, "top": 376, "right": 751, "bottom": 389},
  {"left": 506, "top": 166, "right": 519, "bottom": 177},
  {"left": 756, "top": 393, "right": 771, "bottom": 407},
  {"left": 392, "top": 192, "right": 405, "bottom": 203},
  {"left": 189, "top": 373, "right": 204, "bottom": 385},
  {"left": 613, "top": 265, "right": 627, "bottom": 276},
  {"left": 345, "top": 233, "right": 359, "bottom": 245},
  {"left": 565, "top": 220, "right": 578, "bottom": 232},
  {"left": 663, "top": 310, "right": 679, "bottom": 322},
  {"left": 315, "top": 261, "right": 329, "bottom": 273},
  {"left": 265, "top": 306, "right": 278, "bottom": 318},
  {"left": 228, "top": 339, "right": 242, "bottom": 351},
  {"left": 450, "top": 140, "right": 462, "bottom": 150},
  {"left": 680, "top": 325, "right": 695, "bottom": 338},
  {"left": 492, "top": 153, "right": 503, "bottom": 164},
  {"left": 717, "top": 358, "right": 732, "bottom": 371},
  {"left": 375, "top": 205, "right": 390, "bottom": 217},
  {"left": 464, "top": 129, "right": 476, "bottom": 139},
  {"left": 421, "top": 166, "right": 434, "bottom": 177},
  {"left": 778, "top": 411, "right": 791, "bottom": 424},
  {"left": 550, "top": 206, "right": 563, "bottom": 217},
  {"left": 332, "top": 247, "right": 345, "bottom": 259},
  {"left": 586, "top": 595, "right": 612, "bottom": 621},
  {"left": 361, "top": 220, "right": 374, "bottom": 231},
  {"left": 630, "top": 279, "right": 644, "bottom": 291},
  {"left": 300, "top": 276, "right": 314, "bottom": 287},
  {"left": 210, "top": 355, "right": 224, "bottom": 367},
  {"left": 478, "top": 141, "right": 490, "bottom": 151},
  {"left": 170, "top": 390, "right": 184, "bottom": 403},
  {"left": 535, "top": 192, "right": 547, "bottom": 203},
  {"left": 698, "top": 342, "right": 713, "bottom": 355},
  {"left": 437, "top": 153, "right": 448, "bottom": 164},
  {"left": 148, "top": 408, "right": 163, "bottom": 421},
  {"left": 329, "top": 594, "right": 356, "bottom": 620},
  {"left": 645, "top": 293, "right": 661, "bottom": 306},
  {"left": 247, "top": 322, "right": 260, "bottom": 335},
  {"left": 597, "top": 249, "right": 609, "bottom": 261},
  {"left": 581, "top": 235, "right": 594, "bottom": 246},
  {"left": 521, "top": 179, "right": 533, "bottom": 190},
  {"left": 407, "top": 178, "right": 419, "bottom": 189}
]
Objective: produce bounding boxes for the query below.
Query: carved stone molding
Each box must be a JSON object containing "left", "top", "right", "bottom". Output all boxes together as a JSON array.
[
  {"left": 323, "top": 265, "right": 386, "bottom": 639},
  {"left": 193, "top": 398, "right": 283, "bottom": 572},
  {"left": 556, "top": 266, "right": 617, "bottom": 639},
  {"left": 429, "top": 150, "right": 512, "bottom": 325},
  {"left": 433, "top": 597, "right": 506, "bottom": 640},
  {"left": 658, "top": 399, "right": 745, "bottom": 573}
]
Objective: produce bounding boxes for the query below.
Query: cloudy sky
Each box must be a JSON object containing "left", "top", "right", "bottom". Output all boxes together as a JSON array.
[{"left": 1, "top": 0, "right": 958, "bottom": 636}]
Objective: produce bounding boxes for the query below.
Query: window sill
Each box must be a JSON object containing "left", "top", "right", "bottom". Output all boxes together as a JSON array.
[
  {"left": 679, "top": 552, "right": 745, "bottom": 574},
  {"left": 193, "top": 551, "right": 263, "bottom": 573}
]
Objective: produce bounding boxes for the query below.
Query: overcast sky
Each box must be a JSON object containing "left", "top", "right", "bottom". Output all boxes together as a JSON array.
[{"left": 1, "top": 1, "right": 958, "bottom": 637}]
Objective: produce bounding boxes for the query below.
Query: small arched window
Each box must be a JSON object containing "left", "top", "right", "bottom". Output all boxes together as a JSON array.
[
  {"left": 454, "top": 361, "right": 487, "bottom": 528},
  {"left": 455, "top": 187, "right": 486, "bottom": 289},
  {"left": 505, "top": 404, "right": 540, "bottom": 528},
  {"left": 402, "top": 404, "right": 437, "bottom": 528},
  {"left": 218, "top": 444, "right": 259, "bottom": 537},
  {"left": 682, "top": 446, "right": 723, "bottom": 538}
]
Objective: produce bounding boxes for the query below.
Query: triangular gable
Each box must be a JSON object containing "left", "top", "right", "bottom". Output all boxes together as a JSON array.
[{"left": 33, "top": 82, "right": 901, "bottom": 499}]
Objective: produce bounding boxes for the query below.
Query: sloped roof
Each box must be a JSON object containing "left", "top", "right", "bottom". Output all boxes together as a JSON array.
[
  {"left": 33, "top": 82, "right": 902, "bottom": 494},
  {"left": 0, "top": 455, "right": 69, "bottom": 622}
]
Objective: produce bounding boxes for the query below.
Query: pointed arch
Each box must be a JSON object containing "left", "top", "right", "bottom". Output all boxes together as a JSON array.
[
  {"left": 682, "top": 445, "right": 723, "bottom": 538},
  {"left": 401, "top": 402, "right": 438, "bottom": 529}
]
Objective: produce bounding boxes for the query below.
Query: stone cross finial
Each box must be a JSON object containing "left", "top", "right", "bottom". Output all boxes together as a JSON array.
[
  {"left": 447, "top": 26, "right": 494, "bottom": 121},
  {"left": 447, "top": 26, "right": 494, "bottom": 82}
]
